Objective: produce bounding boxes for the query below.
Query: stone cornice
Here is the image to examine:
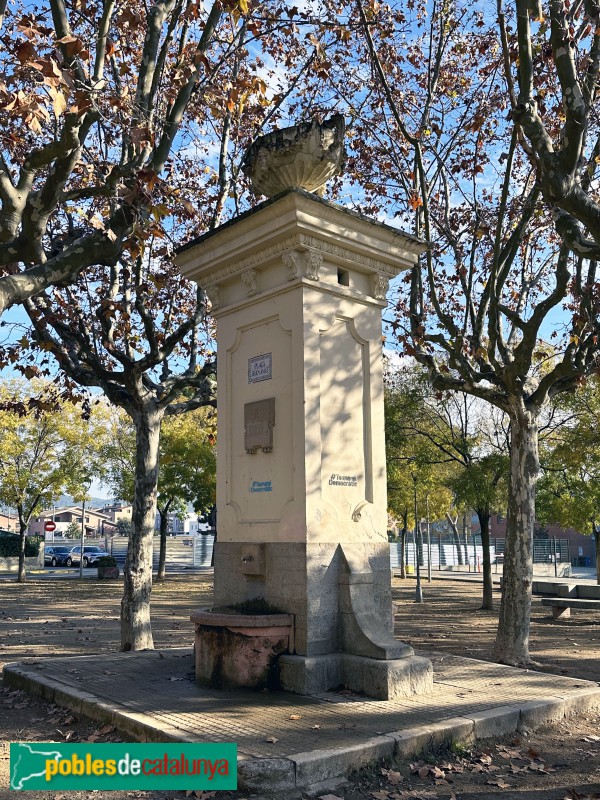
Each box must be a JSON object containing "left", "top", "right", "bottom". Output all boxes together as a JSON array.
[
  {"left": 199, "top": 234, "right": 404, "bottom": 292},
  {"left": 176, "top": 188, "right": 427, "bottom": 258}
]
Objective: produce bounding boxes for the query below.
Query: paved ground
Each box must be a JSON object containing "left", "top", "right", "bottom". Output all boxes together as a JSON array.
[
  {"left": 2, "top": 574, "right": 600, "bottom": 797},
  {"left": 5, "top": 636, "right": 600, "bottom": 789}
]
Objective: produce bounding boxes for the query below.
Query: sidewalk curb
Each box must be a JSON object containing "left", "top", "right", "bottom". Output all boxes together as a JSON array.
[{"left": 5, "top": 659, "right": 600, "bottom": 791}]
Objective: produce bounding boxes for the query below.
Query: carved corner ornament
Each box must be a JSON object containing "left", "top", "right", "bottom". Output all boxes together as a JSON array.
[
  {"left": 205, "top": 284, "right": 221, "bottom": 311},
  {"left": 370, "top": 272, "right": 389, "bottom": 300},
  {"left": 241, "top": 268, "right": 258, "bottom": 296},
  {"left": 351, "top": 501, "right": 368, "bottom": 522},
  {"left": 282, "top": 249, "right": 302, "bottom": 281},
  {"left": 305, "top": 250, "right": 322, "bottom": 281}
]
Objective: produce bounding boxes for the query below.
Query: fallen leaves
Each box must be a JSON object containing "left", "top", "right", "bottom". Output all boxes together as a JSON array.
[
  {"left": 403, "top": 740, "right": 556, "bottom": 795},
  {"left": 98, "top": 723, "right": 115, "bottom": 735},
  {"left": 409, "top": 759, "right": 462, "bottom": 783},
  {"left": 381, "top": 768, "right": 403, "bottom": 785},
  {"left": 486, "top": 778, "right": 511, "bottom": 788}
]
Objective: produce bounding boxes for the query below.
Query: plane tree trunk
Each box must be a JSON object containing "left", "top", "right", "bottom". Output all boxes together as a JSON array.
[
  {"left": 492, "top": 405, "right": 539, "bottom": 666},
  {"left": 476, "top": 507, "right": 493, "bottom": 610},
  {"left": 121, "top": 405, "right": 164, "bottom": 651},
  {"left": 156, "top": 498, "right": 174, "bottom": 583},
  {"left": 594, "top": 524, "right": 600, "bottom": 586},
  {"left": 17, "top": 508, "right": 27, "bottom": 584}
]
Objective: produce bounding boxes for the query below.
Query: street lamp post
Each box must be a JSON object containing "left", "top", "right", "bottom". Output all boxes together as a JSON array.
[
  {"left": 79, "top": 497, "right": 86, "bottom": 580},
  {"left": 412, "top": 473, "right": 423, "bottom": 603},
  {"left": 426, "top": 493, "right": 432, "bottom": 583}
]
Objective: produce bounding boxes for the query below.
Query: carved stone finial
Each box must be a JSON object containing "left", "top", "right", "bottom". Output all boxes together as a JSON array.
[
  {"left": 242, "top": 114, "right": 346, "bottom": 198},
  {"left": 240, "top": 268, "right": 258, "bottom": 296}
]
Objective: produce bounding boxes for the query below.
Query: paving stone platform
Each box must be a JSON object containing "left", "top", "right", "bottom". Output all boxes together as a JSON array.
[{"left": 4, "top": 648, "right": 600, "bottom": 793}]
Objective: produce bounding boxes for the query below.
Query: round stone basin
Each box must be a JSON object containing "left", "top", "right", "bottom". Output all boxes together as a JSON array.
[
  {"left": 190, "top": 607, "right": 294, "bottom": 690},
  {"left": 191, "top": 607, "right": 293, "bottom": 628}
]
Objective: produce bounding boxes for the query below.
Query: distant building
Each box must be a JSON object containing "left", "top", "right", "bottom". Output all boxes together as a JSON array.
[
  {"left": 30, "top": 502, "right": 206, "bottom": 539},
  {"left": 97, "top": 503, "right": 132, "bottom": 524},
  {"left": 29, "top": 507, "right": 114, "bottom": 538},
  {"left": 472, "top": 514, "right": 596, "bottom": 564},
  {"left": 154, "top": 510, "right": 200, "bottom": 535},
  {"left": 0, "top": 511, "right": 19, "bottom": 534}
]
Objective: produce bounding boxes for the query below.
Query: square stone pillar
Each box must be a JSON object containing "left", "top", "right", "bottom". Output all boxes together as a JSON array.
[{"left": 176, "top": 189, "right": 433, "bottom": 698}]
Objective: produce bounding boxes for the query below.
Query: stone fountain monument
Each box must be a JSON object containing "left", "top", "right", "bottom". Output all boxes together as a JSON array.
[{"left": 175, "top": 116, "right": 433, "bottom": 699}]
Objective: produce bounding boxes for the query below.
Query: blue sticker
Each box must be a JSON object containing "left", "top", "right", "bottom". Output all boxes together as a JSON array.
[{"left": 250, "top": 480, "right": 272, "bottom": 493}]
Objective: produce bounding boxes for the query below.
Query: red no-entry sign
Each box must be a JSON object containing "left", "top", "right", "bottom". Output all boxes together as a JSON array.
[{"left": 44, "top": 521, "right": 57, "bottom": 532}]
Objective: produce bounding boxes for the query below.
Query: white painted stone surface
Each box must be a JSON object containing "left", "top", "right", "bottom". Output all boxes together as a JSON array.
[
  {"left": 177, "top": 191, "right": 425, "bottom": 549},
  {"left": 176, "top": 190, "right": 431, "bottom": 695}
]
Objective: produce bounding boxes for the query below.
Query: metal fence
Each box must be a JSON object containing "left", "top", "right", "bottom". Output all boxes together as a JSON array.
[
  {"left": 42, "top": 533, "right": 571, "bottom": 573},
  {"left": 42, "top": 534, "right": 214, "bottom": 571},
  {"left": 389, "top": 535, "right": 571, "bottom": 571},
  {"left": 108, "top": 535, "right": 214, "bottom": 570}
]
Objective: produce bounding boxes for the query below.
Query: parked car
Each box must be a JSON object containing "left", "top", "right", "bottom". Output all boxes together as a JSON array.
[
  {"left": 65, "top": 545, "right": 107, "bottom": 568},
  {"left": 44, "top": 545, "right": 71, "bottom": 567}
]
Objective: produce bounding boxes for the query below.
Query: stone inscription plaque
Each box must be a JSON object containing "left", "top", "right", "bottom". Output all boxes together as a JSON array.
[
  {"left": 248, "top": 353, "right": 272, "bottom": 383},
  {"left": 244, "top": 398, "right": 275, "bottom": 453}
]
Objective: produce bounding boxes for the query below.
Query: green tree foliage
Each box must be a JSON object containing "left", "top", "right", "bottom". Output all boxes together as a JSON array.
[
  {"left": 0, "top": 535, "right": 42, "bottom": 558},
  {"left": 386, "top": 365, "right": 508, "bottom": 606},
  {"left": 63, "top": 521, "right": 82, "bottom": 539},
  {"left": 0, "top": 380, "right": 109, "bottom": 581},
  {"left": 116, "top": 519, "right": 132, "bottom": 538},
  {"left": 104, "top": 406, "right": 216, "bottom": 579},
  {"left": 538, "top": 379, "right": 600, "bottom": 583},
  {"left": 385, "top": 373, "right": 455, "bottom": 581}
]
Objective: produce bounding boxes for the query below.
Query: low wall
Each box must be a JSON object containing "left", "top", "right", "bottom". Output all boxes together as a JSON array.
[
  {"left": 431, "top": 562, "right": 572, "bottom": 577},
  {"left": 531, "top": 562, "right": 571, "bottom": 577},
  {"left": 0, "top": 555, "right": 43, "bottom": 572}
]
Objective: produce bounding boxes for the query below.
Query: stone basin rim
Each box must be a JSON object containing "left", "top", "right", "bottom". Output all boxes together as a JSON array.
[{"left": 190, "top": 607, "right": 293, "bottom": 627}]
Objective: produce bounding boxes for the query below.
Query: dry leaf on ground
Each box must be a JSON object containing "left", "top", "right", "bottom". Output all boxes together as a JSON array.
[
  {"left": 381, "top": 768, "right": 403, "bottom": 784},
  {"left": 98, "top": 723, "right": 115, "bottom": 734}
]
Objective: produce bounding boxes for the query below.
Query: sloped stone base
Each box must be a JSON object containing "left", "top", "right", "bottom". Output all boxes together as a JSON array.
[{"left": 279, "top": 652, "right": 433, "bottom": 699}]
